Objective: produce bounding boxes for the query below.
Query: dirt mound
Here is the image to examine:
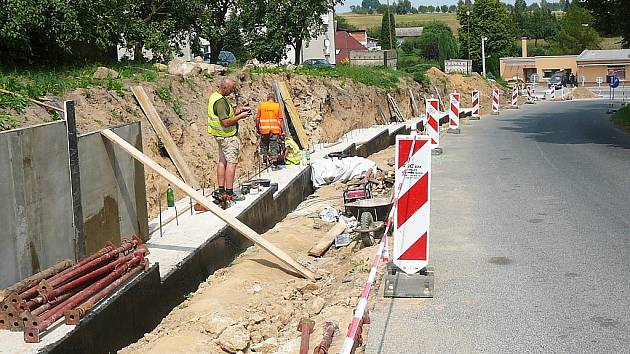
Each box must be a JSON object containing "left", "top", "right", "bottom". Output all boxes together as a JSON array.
[
  {"left": 5, "top": 70, "right": 421, "bottom": 218},
  {"left": 572, "top": 86, "right": 600, "bottom": 99}
]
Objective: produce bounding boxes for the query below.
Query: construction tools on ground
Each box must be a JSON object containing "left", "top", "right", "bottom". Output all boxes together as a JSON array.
[{"left": 0, "top": 238, "right": 149, "bottom": 343}]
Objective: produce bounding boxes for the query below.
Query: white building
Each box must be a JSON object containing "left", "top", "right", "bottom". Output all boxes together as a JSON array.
[{"left": 284, "top": 10, "right": 336, "bottom": 65}]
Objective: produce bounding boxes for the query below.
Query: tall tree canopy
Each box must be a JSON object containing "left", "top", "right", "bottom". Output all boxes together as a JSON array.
[
  {"left": 553, "top": 0, "right": 600, "bottom": 54},
  {"left": 380, "top": 8, "right": 396, "bottom": 50},
  {"left": 582, "top": 0, "right": 630, "bottom": 48},
  {"left": 457, "top": 0, "right": 517, "bottom": 75},
  {"left": 417, "top": 22, "right": 459, "bottom": 67}
]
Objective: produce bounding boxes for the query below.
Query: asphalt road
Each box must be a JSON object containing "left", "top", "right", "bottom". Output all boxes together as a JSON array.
[{"left": 366, "top": 100, "right": 630, "bottom": 353}]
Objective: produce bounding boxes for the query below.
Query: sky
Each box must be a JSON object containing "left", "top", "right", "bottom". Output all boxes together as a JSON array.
[{"left": 336, "top": 0, "right": 547, "bottom": 13}]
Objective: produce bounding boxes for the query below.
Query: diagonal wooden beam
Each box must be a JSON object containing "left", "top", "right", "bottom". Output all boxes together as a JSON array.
[{"left": 101, "top": 129, "right": 315, "bottom": 280}]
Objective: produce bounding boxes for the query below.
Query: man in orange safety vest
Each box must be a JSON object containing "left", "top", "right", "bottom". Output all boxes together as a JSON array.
[{"left": 256, "top": 93, "right": 284, "bottom": 169}]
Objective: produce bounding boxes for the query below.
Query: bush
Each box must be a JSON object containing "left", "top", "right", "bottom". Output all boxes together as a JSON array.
[
  {"left": 417, "top": 22, "right": 458, "bottom": 68},
  {"left": 612, "top": 104, "right": 630, "bottom": 132}
]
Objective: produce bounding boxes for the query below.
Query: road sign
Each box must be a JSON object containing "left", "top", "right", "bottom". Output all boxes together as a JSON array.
[
  {"left": 610, "top": 76, "right": 620, "bottom": 89},
  {"left": 596, "top": 76, "right": 603, "bottom": 84},
  {"left": 394, "top": 135, "right": 431, "bottom": 275}
]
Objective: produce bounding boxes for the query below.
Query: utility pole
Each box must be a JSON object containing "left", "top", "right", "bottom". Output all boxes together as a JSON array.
[
  {"left": 387, "top": 0, "right": 393, "bottom": 51},
  {"left": 482, "top": 37, "right": 488, "bottom": 78}
]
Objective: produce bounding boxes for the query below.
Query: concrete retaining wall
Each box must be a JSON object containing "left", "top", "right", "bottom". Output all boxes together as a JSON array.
[
  {"left": 0, "top": 122, "right": 76, "bottom": 288},
  {"left": 349, "top": 50, "right": 397, "bottom": 68},
  {"left": 0, "top": 120, "right": 148, "bottom": 288},
  {"left": 78, "top": 122, "right": 149, "bottom": 254}
]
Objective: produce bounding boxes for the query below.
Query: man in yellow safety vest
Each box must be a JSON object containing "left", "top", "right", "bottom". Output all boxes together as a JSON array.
[
  {"left": 208, "top": 78, "right": 251, "bottom": 203},
  {"left": 256, "top": 93, "right": 284, "bottom": 169}
]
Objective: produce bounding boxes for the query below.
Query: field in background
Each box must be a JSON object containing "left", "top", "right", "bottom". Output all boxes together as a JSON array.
[{"left": 339, "top": 12, "right": 460, "bottom": 33}]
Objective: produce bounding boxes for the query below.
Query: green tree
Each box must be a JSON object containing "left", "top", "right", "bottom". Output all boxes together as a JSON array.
[
  {"left": 417, "top": 22, "right": 459, "bottom": 68},
  {"left": 553, "top": 1, "right": 600, "bottom": 54},
  {"left": 441, "top": 5, "right": 449, "bottom": 13},
  {"left": 380, "top": 8, "right": 396, "bottom": 50},
  {"left": 457, "top": 0, "right": 517, "bottom": 75},
  {"left": 418, "top": 5, "right": 428, "bottom": 13},
  {"left": 582, "top": 0, "right": 630, "bottom": 48}
]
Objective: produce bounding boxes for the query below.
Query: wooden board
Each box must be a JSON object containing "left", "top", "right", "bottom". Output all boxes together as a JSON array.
[
  {"left": 277, "top": 81, "right": 309, "bottom": 150},
  {"left": 409, "top": 88, "right": 419, "bottom": 117},
  {"left": 272, "top": 80, "right": 291, "bottom": 135},
  {"left": 308, "top": 223, "right": 347, "bottom": 257},
  {"left": 131, "top": 86, "right": 200, "bottom": 189},
  {"left": 101, "top": 129, "right": 315, "bottom": 280}
]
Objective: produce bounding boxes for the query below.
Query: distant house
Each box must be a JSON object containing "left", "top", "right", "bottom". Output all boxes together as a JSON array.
[
  {"left": 347, "top": 30, "right": 368, "bottom": 47},
  {"left": 395, "top": 27, "right": 423, "bottom": 47},
  {"left": 366, "top": 37, "right": 380, "bottom": 51},
  {"left": 335, "top": 31, "right": 368, "bottom": 63},
  {"left": 284, "top": 10, "right": 336, "bottom": 65}
]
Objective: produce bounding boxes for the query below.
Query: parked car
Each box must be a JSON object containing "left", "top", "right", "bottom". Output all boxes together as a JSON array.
[
  {"left": 548, "top": 72, "right": 566, "bottom": 89},
  {"left": 302, "top": 59, "right": 333, "bottom": 69},
  {"left": 203, "top": 51, "right": 236, "bottom": 66}
]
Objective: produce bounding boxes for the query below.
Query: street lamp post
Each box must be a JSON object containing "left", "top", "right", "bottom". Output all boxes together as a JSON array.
[
  {"left": 467, "top": 10, "right": 471, "bottom": 75},
  {"left": 466, "top": 11, "right": 471, "bottom": 61},
  {"left": 481, "top": 36, "right": 488, "bottom": 78}
]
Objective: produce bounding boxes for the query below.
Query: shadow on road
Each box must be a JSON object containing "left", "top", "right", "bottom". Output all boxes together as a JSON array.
[{"left": 497, "top": 103, "right": 630, "bottom": 149}]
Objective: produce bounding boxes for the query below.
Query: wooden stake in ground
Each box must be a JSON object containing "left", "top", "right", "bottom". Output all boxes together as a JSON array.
[
  {"left": 409, "top": 88, "right": 419, "bottom": 117},
  {"left": 101, "top": 129, "right": 316, "bottom": 280},
  {"left": 131, "top": 86, "right": 200, "bottom": 189},
  {"left": 277, "top": 81, "right": 310, "bottom": 150}
]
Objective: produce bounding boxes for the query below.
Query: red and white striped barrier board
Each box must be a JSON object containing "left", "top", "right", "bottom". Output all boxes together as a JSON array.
[
  {"left": 393, "top": 135, "right": 431, "bottom": 274},
  {"left": 492, "top": 88, "right": 500, "bottom": 114},
  {"left": 341, "top": 135, "right": 425, "bottom": 354},
  {"left": 425, "top": 98, "right": 440, "bottom": 149},
  {"left": 511, "top": 87, "right": 518, "bottom": 107},
  {"left": 526, "top": 85, "right": 533, "bottom": 102},
  {"left": 472, "top": 90, "right": 480, "bottom": 118},
  {"left": 550, "top": 86, "right": 556, "bottom": 100},
  {"left": 449, "top": 91, "right": 460, "bottom": 129}
]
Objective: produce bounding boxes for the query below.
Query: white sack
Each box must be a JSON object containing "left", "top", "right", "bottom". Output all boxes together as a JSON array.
[{"left": 310, "top": 156, "right": 377, "bottom": 188}]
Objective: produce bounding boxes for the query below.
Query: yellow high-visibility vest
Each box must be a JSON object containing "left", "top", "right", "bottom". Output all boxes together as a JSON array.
[
  {"left": 284, "top": 138, "right": 302, "bottom": 165},
  {"left": 208, "top": 92, "right": 236, "bottom": 137}
]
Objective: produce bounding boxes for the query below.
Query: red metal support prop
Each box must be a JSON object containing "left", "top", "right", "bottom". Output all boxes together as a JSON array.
[
  {"left": 298, "top": 318, "right": 316, "bottom": 354},
  {"left": 36, "top": 237, "right": 142, "bottom": 294},
  {"left": 313, "top": 321, "right": 339, "bottom": 354},
  {"left": 64, "top": 263, "right": 145, "bottom": 325},
  {"left": 24, "top": 253, "right": 145, "bottom": 343}
]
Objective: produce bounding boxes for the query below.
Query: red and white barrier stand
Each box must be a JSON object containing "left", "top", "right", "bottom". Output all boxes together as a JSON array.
[
  {"left": 425, "top": 98, "right": 442, "bottom": 155},
  {"left": 447, "top": 91, "right": 461, "bottom": 134},
  {"left": 340, "top": 134, "right": 431, "bottom": 354},
  {"left": 470, "top": 89, "right": 481, "bottom": 120},
  {"left": 511, "top": 87, "right": 519, "bottom": 109},
  {"left": 526, "top": 85, "right": 535, "bottom": 104},
  {"left": 492, "top": 88, "right": 500, "bottom": 115},
  {"left": 383, "top": 135, "right": 434, "bottom": 297},
  {"left": 549, "top": 86, "right": 556, "bottom": 101}
]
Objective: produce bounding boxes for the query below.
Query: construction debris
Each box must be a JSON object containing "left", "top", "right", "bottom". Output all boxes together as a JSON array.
[{"left": 0, "top": 237, "right": 148, "bottom": 342}]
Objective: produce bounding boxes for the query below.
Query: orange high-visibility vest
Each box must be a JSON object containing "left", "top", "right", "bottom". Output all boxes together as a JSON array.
[{"left": 256, "top": 101, "right": 282, "bottom": 135}]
